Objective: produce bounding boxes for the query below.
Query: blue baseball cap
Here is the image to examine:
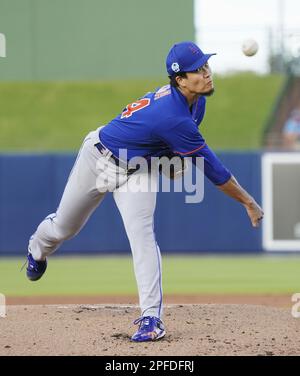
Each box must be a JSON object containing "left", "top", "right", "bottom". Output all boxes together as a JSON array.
[{"left": 166, "top": 41, "right": 216, "bottom": 76}]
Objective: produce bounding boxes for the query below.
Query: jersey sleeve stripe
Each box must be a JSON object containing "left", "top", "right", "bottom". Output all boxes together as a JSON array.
[{"left": 174, "top": 143, "right": 206, "bottom": 156}]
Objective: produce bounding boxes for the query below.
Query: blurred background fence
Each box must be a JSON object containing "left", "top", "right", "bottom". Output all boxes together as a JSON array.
[
  {"left": 0, "top": 0, "right": 193, "bottom": 80},
  {"left": 0, "top": 152, "right": 261, "bottom": 255}
]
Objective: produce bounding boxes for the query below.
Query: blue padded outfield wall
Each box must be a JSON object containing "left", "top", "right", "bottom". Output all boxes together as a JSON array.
[{"left": 0, "top": 152, "right": 262, "bottom": 255}]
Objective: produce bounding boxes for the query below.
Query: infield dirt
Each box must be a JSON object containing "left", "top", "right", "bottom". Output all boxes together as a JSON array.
[{"left": 0, "top": 303, "right": 299, "bottom": 356}]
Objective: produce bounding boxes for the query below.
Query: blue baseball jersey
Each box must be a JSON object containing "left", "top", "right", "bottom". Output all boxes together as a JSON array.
[{"left": 99, "top": 84, "right": 231, "bottom": 185}]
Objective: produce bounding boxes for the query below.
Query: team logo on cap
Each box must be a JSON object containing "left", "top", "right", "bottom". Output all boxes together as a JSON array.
[{"left": 171, "top": 62, "right": 180, "bottom": 73}]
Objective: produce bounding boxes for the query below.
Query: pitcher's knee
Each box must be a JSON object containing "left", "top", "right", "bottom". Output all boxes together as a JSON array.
[
  {"left": 125, "top": 218, "right": 154, "bottom": 238},
  {"left": 55, "top": 224, "right": 80, "bottom": 242},
  {"left": 39, "top": 216, "right": 79, "bottom": 243}
]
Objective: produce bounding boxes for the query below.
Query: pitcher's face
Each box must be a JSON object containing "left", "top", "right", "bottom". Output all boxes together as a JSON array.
[{"left": 177, "top": 63, "right": 214, "bottom": 96}]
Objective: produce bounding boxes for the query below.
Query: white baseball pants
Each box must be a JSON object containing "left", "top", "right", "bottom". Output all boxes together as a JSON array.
[{"left": 28, "top": 128, "right": 163, "bottom": 319}]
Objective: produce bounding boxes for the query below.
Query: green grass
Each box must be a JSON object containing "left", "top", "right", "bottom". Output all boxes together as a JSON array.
[
  {"left": 0, "top": 255, "right": 299, "bottom": 297},
  {"left": 0, "top": 74, "right": 283, "bottom": 151},
  {"left": 203, "top": 73, "right": 284, "bottom": 149}
]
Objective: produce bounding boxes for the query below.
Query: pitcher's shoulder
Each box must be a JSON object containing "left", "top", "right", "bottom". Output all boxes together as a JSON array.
[{"left": 153, "top": 84, "right": 172, "bottom": 101}]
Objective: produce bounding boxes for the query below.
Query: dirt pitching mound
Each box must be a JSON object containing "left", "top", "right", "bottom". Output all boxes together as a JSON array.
[{"left": 0, "top": 304, "right": 299, "bottom": 356}]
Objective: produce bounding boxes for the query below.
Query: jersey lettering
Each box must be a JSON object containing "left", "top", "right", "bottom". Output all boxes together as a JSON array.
[{"left": 121, "top": 98, "right": 150, "bottom": 119}]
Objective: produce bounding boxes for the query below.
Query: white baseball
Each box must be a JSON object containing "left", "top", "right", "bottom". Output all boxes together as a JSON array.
[{"left": 242, "top": 39, "right": 259, "bottom": 57}]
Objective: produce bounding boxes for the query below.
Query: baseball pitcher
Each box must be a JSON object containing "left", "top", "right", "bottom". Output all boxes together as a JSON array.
[{"left": 25, "top": 41, "right": 264, "bottom": 342}]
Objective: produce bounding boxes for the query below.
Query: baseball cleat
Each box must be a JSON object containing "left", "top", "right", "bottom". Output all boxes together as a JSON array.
[
  {"left": 131, "top": 316, "right": 165, "bottom": 342},
  {"left": 26, "top": 253, "right": 47, "bottom": 281}
]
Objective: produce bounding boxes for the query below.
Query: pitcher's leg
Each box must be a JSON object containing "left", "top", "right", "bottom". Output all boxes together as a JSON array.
[
  {"left": 113, "top": 170, "right": 163, "bottom": 319},
  {"left": 29, "top": 136, "right": 106, "bottom": 261}
]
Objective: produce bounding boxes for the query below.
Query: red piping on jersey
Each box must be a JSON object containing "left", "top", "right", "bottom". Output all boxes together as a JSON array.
[{"left": 174, "top": 143, "right": 206, "bottom": 155}]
